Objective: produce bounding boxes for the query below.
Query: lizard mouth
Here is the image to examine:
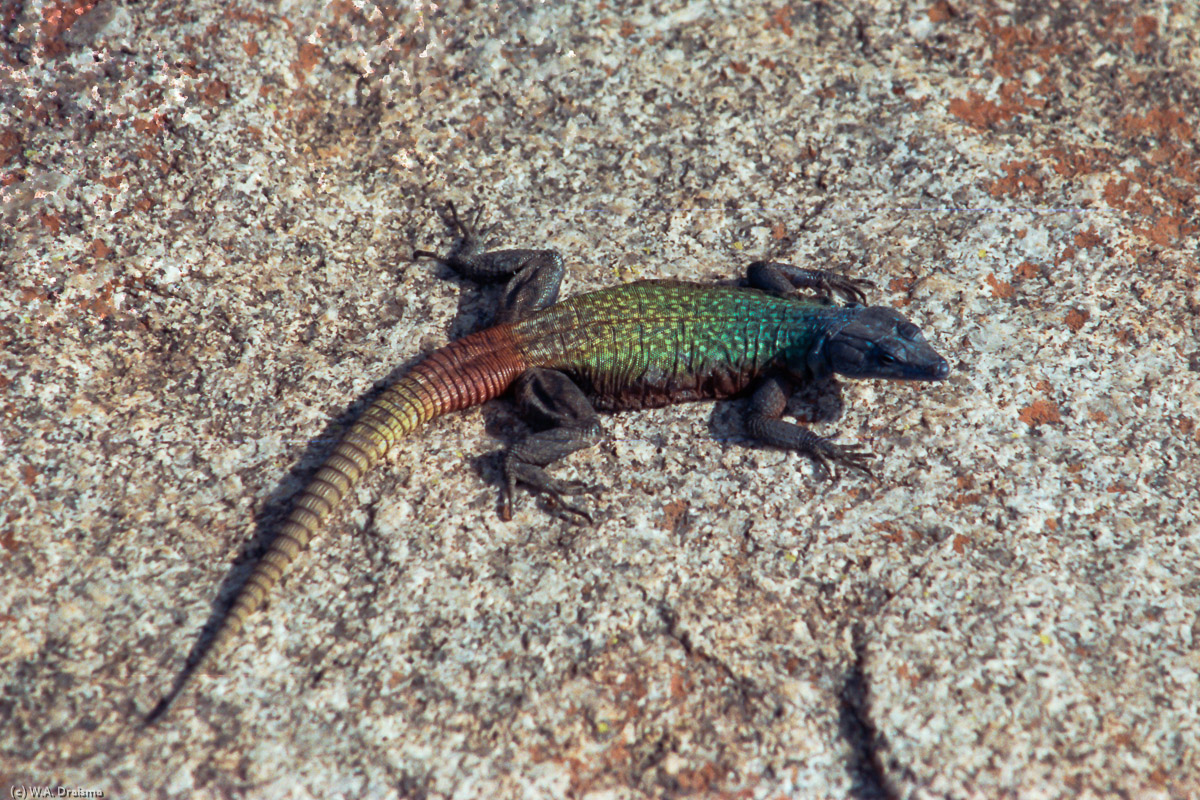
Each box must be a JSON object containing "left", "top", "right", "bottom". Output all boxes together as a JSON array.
[{"left": 927, "top": 358, "right": 951, "bottom": 380}]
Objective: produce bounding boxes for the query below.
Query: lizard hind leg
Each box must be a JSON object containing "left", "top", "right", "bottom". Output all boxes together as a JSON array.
[
  {"left": 503, "top": 368, "right": 604, "bottom": 523},
  {"left": 415, "top": 202, "right": 566, "bottom": 324}
]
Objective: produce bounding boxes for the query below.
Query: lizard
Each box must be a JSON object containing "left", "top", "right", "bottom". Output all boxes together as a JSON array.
[{"left": 147, "top": 203, "right": 950, "bottom": 721}]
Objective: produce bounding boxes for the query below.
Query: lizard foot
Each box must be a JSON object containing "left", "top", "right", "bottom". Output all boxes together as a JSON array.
[
  {"left": 806, "top": 438, "right": 878, "bottom": 482},
  {"left": 534, "top": 478, "right": 599, "bottom": 524},
  {"left": 413, "top": 201, "right": 499, "bottom": 262},
  {"left": 503, "top": 463, "right": 600, "bottom": 524},
  {"left": 446, "top": 200, "right": 499, "bottom": 250},
  {"left": 819, "top": 273, "right": 875, "bottom": 306},
  {"left": 746, "top": 262, "right": 875, "bottom": 305},
  {"left": 540, "top": 494, "right": 595, "bottom": 525}
]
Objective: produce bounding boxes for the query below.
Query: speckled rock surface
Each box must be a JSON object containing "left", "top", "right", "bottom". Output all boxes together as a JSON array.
[{"left": 2, "top": 1, "right": 1198, "bottom": 798}]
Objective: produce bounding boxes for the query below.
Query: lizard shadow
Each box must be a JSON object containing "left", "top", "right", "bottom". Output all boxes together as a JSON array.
[
  {"left": 146, "top": 356, "right": 431, "bottom": 722},
  {"left": 148, "top": 265, "right": 506, "bottom": 722}
]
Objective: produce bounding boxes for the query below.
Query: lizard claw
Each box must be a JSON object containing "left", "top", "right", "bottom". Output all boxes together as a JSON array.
[
  {"left": 538, "top": 479, "right": 599, "bottom": 525},
  {"left": 447, "top": 200, "right": 499, "bottom": 247},
  {"left": 809, "top": 440, "right": 877, "bottom": 482},
  {"left": 416, "top": 201, "right": 503, "bottom": 265},
  {"left": 504, "top": 463, "right": 602, "bottom": 525},
  {"left": 821, "top": 274, "right": 875, "bottom": 306},
  {"left": 543, "top": 495, "right": 594, "bottom": 525}
]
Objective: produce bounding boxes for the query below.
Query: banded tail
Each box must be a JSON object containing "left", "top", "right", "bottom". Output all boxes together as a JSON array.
[{"left": 148, "top": 324, "right": 527, "bottom": 721}]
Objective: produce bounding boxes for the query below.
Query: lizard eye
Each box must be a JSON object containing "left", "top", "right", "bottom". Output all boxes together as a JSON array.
[{"left": 879, "top": 353, "right": 897, "bottom": 365}]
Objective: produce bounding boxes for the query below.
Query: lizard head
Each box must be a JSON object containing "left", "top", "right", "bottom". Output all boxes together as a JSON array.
[{"left": 807, "top": 306, "right": 951, "bottom": 382}]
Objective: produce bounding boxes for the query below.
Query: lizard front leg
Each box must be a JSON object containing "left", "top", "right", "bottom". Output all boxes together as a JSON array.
[
  {"left": 745, "top": 375, "right": 876, "bottom": 481},
  {"left": 504, "top": 368, "right": 604, "bottom": 522},
  {"left": 747, "top": 261, "right": 874, "bottom": 306},
  {"left": 414, "top": 201, "right": 565, "bottom": 322}
]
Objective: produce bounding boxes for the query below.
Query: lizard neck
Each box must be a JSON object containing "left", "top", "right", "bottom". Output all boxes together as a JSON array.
[{"left": 781, "top": 304, "right": 864, "bottom": 381}]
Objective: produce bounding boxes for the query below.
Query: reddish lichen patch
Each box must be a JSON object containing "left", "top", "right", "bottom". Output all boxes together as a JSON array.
[
  {"left": 887, "top": 276, "right": 914, "bottom": 306},
  {"left": 1102, "top": 178, "right": 1146, "bottom": 215},
  {"left": 1019, "top": 400, "right": 1062, "bottom": 427},
  {"left": 1097, "top": 106, "right": 1199, "bottom": 249},
  {"left": 79, "top": 280, "right": 117, "bottom": 319},
  {"left": 1136, "top": 215, "right": 1191, "bottom": 247},
  {"left": 952, "top": 534, "right": 969, "bottom": 554},
  {"left": 1073, "top": 227, "right": 1103, "bottom": 250},
  {"left": 39, "top": 212, "right": 63, "bottom": 234},
  {"left": 767, "top": 7, "right": 795, "bottom": 37},
  {"left": 895, "top": 663, "right": 922, "bottom": 688},
  {"left": 293, "top": 42, "right": 323, "bottom": 80},
  {"left": 989, "top": 160, "right": 1043, "bottom": 197},
  {"left": 19, "top": 287, "right": 47, "bottom": 305},
  {"left": 659, "top": 499, "right": 689, "bottom": 534},
  {"left": 21, "top": 463, "right": 38, "bottom": 486},
  {"left": 201, "top": 79, "right": 230, "bottom": 106},
  {"left": 0, "top": 129, "right": 20, "bottom": 168},
  {"left": 1065, "top": 308, "right": 1089, "bottom": 332},
  {"left": 463, "top": 114, "right": 487, "bottom": 139},
  {"left": 0, "top": 524, "right": 16, "bottom": 553},
  {"left": 1042, "top": 145, "right": 1114, "bottom": 179},
  {"left": 985, "top": 273, "right": 1015, "bottom": 299},
  {"left": 90, "top": 239, "right": 112, "bottom": 259},
  {"left": 928, "top": 1, "right": 954, "bottom": 23},
  {"left": 1131, "top": 15, "right": 1157, "bottom": 55},
  {"left": 39, "top": 0, "right": 100, "bottom": 57},
  {"left": 949, "top": 90, "right": 1019, "bottom": 131},
  {"left": 1014, "top": 260, "right": 1040, "bottom": 280},
  {"left": 951, "top": 492, "right": 982, "bottom": 509},
  {"left": 1119, "top": 108, "right": 1194, "bottom": 143},
  {"left": 874, "top": 521, "right": 907, "bottom": 545},
  {"left": 131, "top": 115, "right": 167, "bottom": 138}
]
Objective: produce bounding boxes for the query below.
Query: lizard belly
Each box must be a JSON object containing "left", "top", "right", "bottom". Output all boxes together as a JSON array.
[{"left": 569, "top": 359, "right": 763, "bottom": 412}]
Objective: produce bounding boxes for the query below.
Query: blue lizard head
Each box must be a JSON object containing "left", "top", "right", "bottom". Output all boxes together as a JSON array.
[{"left": 806, "top": 306, "right": 950, "bottom": 382}]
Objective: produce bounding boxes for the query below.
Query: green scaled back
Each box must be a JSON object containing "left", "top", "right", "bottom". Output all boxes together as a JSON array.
[{"left": 512, "top": 280, "right": 851, "bottom": 411}]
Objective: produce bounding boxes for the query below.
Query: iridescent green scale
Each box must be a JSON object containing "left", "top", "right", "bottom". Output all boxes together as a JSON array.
[{"left": 513, "top": 280, "right": 846, "bottom": 411}]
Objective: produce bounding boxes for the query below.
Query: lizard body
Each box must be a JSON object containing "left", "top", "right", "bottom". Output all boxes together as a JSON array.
[{"left": 149, "top": 206, "right": 949, "bottom": 720}]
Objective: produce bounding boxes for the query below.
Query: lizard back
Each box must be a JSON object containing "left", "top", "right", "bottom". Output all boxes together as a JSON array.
[{"left": 513, "top": 280, "right": 840, "bottom": 411}]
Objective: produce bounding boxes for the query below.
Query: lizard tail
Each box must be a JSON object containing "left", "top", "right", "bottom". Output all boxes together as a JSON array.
[{"left": 150, "top": 324, "right": 526, "bottom": 721}]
